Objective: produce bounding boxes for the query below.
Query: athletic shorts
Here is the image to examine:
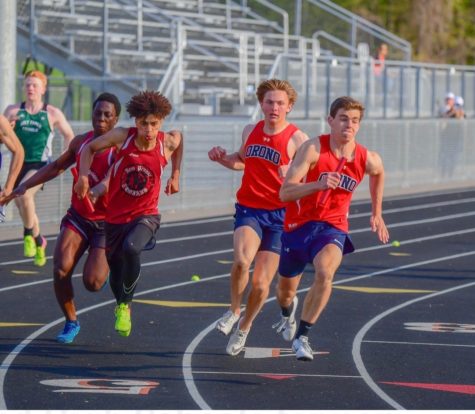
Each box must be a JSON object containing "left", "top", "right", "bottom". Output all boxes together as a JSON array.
[
  {"left": 234, "top": 203, "right": 285, "bottom": 254},
  {"left": 105, "top": 214, "right": 161, "bottom": 260},
  {"left": 60, "top": 206, "right": 106, "bottom": 249},
  {"left": 15, "top": 161, "right": 48, "bottom": 187},
  {"left": 278, "top": 220, "right": 355, "bottom": 277}
]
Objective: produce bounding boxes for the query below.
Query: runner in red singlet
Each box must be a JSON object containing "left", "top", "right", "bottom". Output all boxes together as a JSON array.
[
  {"left": 2, "top": 93, "right": 121, "bottom": 344},
  {"left": 74, "top": 90, "right": 183, "bottom": 337},
  {"left": 208, "top": 79, "right": 309, "bottom": 356},
  {"left": 275, "top": 96, "right": 389, "bottom": 361}
]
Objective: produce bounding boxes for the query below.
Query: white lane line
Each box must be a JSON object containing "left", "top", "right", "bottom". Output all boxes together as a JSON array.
[
  {"left": 0, "top": 248, "right": 233, "bottom": 293},
  {"left": 363, "top": 340, "right": 475, "bottom": 348},
  {"left": 182, "top": 321, "right": 215, "bottom": 410},
  {"left": 352, "top": 279, "right": 475, "bottom": 410},
  {"left": 0, "top": 271, "right": 231, "bottom": 410},
  {"left": 191, "top": 370, "right": 362, "bottom": 379},
  {"left": 156, "top": 231, "right": 232, "bottom": 244},
  {"left": 351, "top": 197, "right": 475, "bottom": 218},
  {"left": 351, "top": 211, "right": 475, "bottom": 234},
  {"left": 1, "top": 193, "right": 474, "bottom": 248},
  {"left": 2, "top": 209, "right": 475, "bottom": 266},
  {"left": 0, "top": 216, "right": 233, "bottom": 247},
  {"left": 182, "top": 250, "right": 475, "bottom": 410},
  {"left": 2, "top": 226, "right": 474, "bottom": 293},
  {"left": 333, "top": 250, "right": 475, "bottom": 286}
]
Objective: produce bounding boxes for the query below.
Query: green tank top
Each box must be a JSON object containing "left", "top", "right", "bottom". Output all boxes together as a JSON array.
[{"left": 14, "top": 102, "right": 53, "bottom": 163}]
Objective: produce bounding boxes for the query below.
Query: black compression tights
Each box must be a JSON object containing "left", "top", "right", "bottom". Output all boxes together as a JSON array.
[{"left": 109, "top": 223, "right": 154, "bottom": 304}]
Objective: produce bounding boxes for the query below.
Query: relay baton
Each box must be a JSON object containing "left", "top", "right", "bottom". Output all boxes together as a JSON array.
[
  {"left": 71, "top": 167, "right": 95, "bottom": 214},
  {"left": 318, "top": 157, "right": 347, "bottom": 206}
]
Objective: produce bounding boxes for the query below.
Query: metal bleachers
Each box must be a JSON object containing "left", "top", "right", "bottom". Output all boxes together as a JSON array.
[{"left": 16, "top": 0, "right": 475, "bottom": 120}]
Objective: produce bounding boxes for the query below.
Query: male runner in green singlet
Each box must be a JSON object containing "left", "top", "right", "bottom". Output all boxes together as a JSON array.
[{"left": 3, "top": 70, "right": 74, "bottom": 266}]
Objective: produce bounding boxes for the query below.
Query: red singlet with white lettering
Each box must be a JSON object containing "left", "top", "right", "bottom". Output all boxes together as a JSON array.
[
  {"left": 284, "top": 134, "right": 367, "bottom": 233},
  {"left": 106, "top": 128, "right": 167, "bottom": 224},
  {"left": 236, "top": 120, "right": 298, "bottom": 210}
]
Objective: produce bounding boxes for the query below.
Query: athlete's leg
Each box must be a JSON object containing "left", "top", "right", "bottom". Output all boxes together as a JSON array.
[
  {"left": 117, "top": 223, "right": 154, "bottom": 303},
  {"left": 301, "top": 244, "right": 343, "bottom": 325},
  {"left": 276, "top": 273, "right": 303, "bottom": 309},
  {"left": 239, "top": 250, "right": 279, "bottom": 332},
  {"left": 14, "top": 169, "right": 43, "bottom": 237},
  {"left": 83, "top": 247, "right": 109, "bottom": 291},
  {"left": 53, "top": 226, "right": 88, "bottom": 321},
  {"left": 229, "top": 225, "right": 261, "bottom": 316},
  {"left": 108, "top": 250, "right": 125, "bottom": 303}
]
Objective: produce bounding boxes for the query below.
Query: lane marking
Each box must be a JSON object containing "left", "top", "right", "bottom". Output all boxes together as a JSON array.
[
  {"left": 2, "top": 211, "right": 475, "bottom": 266},
  {"left": 333, "top": 286, "right": 435, "bottom": 294},
  {"left": 191, "top": 370, "right": 361, "bottom": 379},
  {"left": 351, "top": 197, "right": 475, "bottom": 218},
  {"left": 0, "top": 271, "right": 233, "bottom": 410},
  {"left": 243, "top": 347, "right": 329, "bottom": 359},
  {"left": 156, "top": 231, "right": 232, "bottom": 244},
  {"left": 11, "top": 270, "right": 39, "bottom": 275},
  {"left": 351, "top": 211, "right": 475, "bottom": 234},
  {"left": 404, "top": 322, "right": 475, "bottom": 333},
  {"left": 183, "top": 250, "right": 475, "bottom": 410},
  {"left": 0, "top": 216, "right": 232, "bottom": 248},
  {"left": 363, "top": 340, "right": 475, "bottom": 348},
  {"left": 40, "top": 379, "right": 159, "bottom": 395},
  {"left": 0, "top": 196, "right": 474, "bottom": 408},
  {"left": 380, "top": 381, "right": 475, "bottom": 396},
  {"left": 258, "top": 374, "right": 297, "bottom": 380},
  {"left": 2, "top": 192, "right": 473, "bottom": 248},
  {"left": 389, "top": 252, "right": 412, "bottom": 257},
  {"left": 352, "top": 277, "right": 475, "bottom": 410},
  {"left": 1, "top": 226, "right": 475, "bottom": 290},
  {"left": 133, "top": 299, "right": 229, "bottom": 308},
  {"left": 0, "top": 323, "right": 43, "bottom": 327}
]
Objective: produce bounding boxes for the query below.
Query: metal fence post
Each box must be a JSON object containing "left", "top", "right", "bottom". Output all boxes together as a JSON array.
[{"left": 102, "top": 0, "right": 110, "bottom": 83}]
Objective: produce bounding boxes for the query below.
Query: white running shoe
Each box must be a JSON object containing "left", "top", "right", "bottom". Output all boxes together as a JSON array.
[
  {"left": 292, "top": 335, "right": 314, "bottom": 361},
  {"left": 216, "top": 310, "right": 240, "bottom": 335},
  {"left": 226, "top": 320, "right": 249, "bottom": 356},
  {"left": 272, "top": 296, "right": 298, "bottom": 341}
]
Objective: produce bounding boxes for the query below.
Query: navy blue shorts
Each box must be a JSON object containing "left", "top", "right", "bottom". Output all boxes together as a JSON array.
[
  {"left": 234, "top": 203, "right": 285, "bottom": 254},
  {"left": 278, "top": 221, "right": 355, "bottom": 277},
  {"left": 60, "top": 207, "right": 106, "bottom": 249}
]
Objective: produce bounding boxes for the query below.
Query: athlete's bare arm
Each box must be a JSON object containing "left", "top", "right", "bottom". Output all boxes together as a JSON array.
[
  {"left": 89, "top": 166, "right": 111, "bottom": 203},
  {"left": 208, "top": 124, "right": 254, "bottom": 171},
  {"left": 0, "top": 115, "right": 24, "bottom": 201},
  {"left": 2, "top": 105, "right": 21, "bottom": 128},
  {"left": 280, "top": 138, "right": 341, "bottom": 202},
  {"left": 366, "top": 150, "right": 389, "bottom": 243},
  {"left": 47, "top": 105, "right": 75, "bottom": 149},
  {"left": 3, "top": 133, "right": 84, "bottom": 206},
  {"left": 164, "top": 130, "right": 183, "bottom": 195},
  {"left": 75, "top": 127, "right": 128, "bottom": 199},
  {"left": 279, "top": 129, "right": 310, "bottom": 178}
]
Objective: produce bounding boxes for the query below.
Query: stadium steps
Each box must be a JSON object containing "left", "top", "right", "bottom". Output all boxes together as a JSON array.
[{"left": 17, "top": 0, "right": 347, "bottom": 117}]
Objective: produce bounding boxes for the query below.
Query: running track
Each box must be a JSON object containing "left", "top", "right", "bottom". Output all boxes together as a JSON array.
[{"left": 0, "top": 188, "right": 474, "bottom": 410}]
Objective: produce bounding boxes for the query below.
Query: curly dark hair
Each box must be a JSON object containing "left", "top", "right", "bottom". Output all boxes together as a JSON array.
[{"left": 126, "top": 90, "right": 172, "bottom": 119}]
